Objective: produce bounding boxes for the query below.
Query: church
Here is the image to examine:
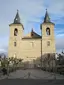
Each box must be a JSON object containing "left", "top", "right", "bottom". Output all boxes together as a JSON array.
[{"left": 8, "top": 10, "right": 56, "bottom": 63}]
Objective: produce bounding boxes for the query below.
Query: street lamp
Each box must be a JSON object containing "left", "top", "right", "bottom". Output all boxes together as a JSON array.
[
  {"left": 41, "top": 36, "right": 42, "bottom": 68},
  {"left": 53, "top": 54, "right": 56, "bottom": 79},
  {"left": 7, "top": 58, "right": 10, "bottom": 77}
]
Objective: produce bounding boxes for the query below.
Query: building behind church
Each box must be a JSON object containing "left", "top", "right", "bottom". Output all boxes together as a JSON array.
[{"left": 8, "top": 10, "right": 56, "bottom": 66}]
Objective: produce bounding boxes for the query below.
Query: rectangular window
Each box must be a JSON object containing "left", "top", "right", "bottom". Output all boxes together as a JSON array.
[
  {"left": 31, "top": 42, "right": 34, "bottom": 47},
  {"left": 14, "top": 42, "right": 16, "bottom": 46},
  {"left": 47, "top": 41, "right": 50, "bottom": 46}
]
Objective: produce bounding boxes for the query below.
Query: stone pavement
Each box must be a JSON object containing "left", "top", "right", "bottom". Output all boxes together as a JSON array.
[
  {"left": 0, "top": 69, "right": 64, "bottom": 85},
  {"left": 6, "top": 69, "right": 64, "bottom": 79}
]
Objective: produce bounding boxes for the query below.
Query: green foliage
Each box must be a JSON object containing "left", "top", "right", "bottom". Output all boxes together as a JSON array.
[{"left": 1, "top": 58, "right": 9, "bottom": 68}]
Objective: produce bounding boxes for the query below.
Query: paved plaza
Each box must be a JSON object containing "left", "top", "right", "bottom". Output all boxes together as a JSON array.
[
  {"left": 0, "top": 69, "right": 64, "bottom": 79},
  {"left": 0, "top": 69, "right": 64, "bottom": 85}
]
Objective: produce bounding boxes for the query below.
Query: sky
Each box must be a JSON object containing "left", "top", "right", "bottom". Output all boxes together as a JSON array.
[{"left": 0, "top": 0, "right": 64, "bottom": 54}]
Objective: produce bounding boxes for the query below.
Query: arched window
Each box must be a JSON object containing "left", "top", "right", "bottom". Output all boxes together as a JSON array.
[
  {"left": 46, "top": 27, "right": 50, "bottom": 35},
  {"left": 14, "top": 28, "right": 18, "bottom": 36}
]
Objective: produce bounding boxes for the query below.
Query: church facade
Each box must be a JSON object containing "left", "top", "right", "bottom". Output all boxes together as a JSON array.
[{"left": 8, "top": 10, "right": 56, "bottom": 62}]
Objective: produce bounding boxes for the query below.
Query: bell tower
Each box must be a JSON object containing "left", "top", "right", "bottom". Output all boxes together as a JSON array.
[
  {"left": 8, "top": 10, "right": 24, "bottom": 58},
  {"left": 41, "top": 9, "right": 56, "bottom": 54}
]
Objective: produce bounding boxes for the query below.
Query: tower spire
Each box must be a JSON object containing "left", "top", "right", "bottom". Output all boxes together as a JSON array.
[
  {"left": 31, "top": 28, "right": 34, "bottom": 32},
  {"left": 13, "top": 10, "right": 21, "bottom": 24},
  {"left": 44, "top": 9, "right": 50, "bottom": 23}
]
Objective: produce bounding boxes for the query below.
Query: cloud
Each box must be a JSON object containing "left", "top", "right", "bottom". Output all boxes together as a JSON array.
[
  {"left": 42, "top": 0, "right": 64, "bottom": 26},
  {"left": 0, "top": 0, "right": 64, "bottom": 53},
  {"left": 56, "top": 37, "right": 64, "bottom": 52},
  {"left": 44, "top": 0, "right": 64, "bottom": 15},
  {"left": 55, "top": 29, "right": 64, "bottom": 36}
]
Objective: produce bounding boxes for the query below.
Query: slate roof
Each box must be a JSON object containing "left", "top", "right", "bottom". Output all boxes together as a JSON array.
[
  {"left": 22, "top": 29, "right": 41, "bottom": 39},
  {"left": 13, "top": 10, "right": 21, "bottom": 24},
  {"left": 43, "top": 9, "right": 54, "bottom": 25}
]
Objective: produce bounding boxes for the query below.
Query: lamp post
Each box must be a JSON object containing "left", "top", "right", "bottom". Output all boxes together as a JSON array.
[
  {"left": 41, "top": 29, "right": 42, "bottom": 68},
  {"left": 7, "top": 58, "right": 9, "bottom": 77},
  {"left": 53, "top": 54, "right": 56, "bottom": 79}
]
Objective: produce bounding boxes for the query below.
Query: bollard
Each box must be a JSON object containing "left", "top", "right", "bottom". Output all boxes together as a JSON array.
[
  {"left": 28, "top": 72, "right": 30, "bottom": 79},
  {"left": 54, "top": 73, "right": 56, "bottom": 80}
]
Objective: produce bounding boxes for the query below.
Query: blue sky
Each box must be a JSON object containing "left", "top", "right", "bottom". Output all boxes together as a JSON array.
[{"left": 0, "top": 0, "right": 64, "bottom": 53}]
